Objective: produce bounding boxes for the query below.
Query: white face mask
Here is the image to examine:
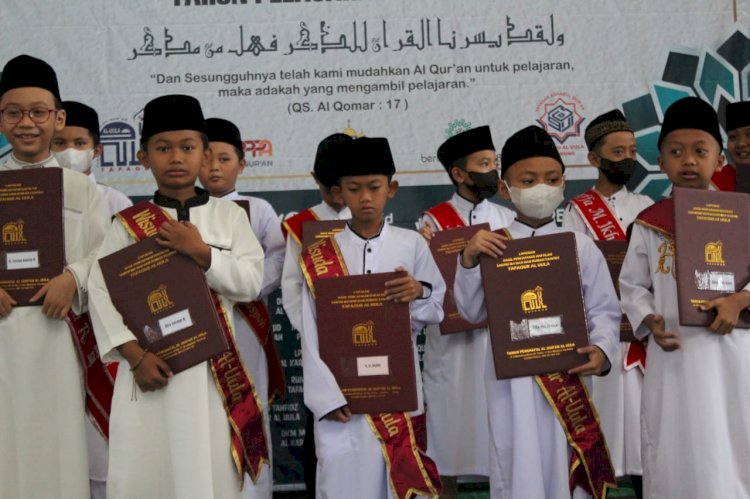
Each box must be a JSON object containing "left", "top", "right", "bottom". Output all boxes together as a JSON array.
[
  {"left": 53, "top": 148, "right": 95, "bottom": 174},
  {"left": 506, "top": 181, "right": 565, "bottom": 220}
]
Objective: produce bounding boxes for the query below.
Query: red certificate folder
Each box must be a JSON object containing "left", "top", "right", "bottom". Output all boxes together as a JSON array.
[
  {"left": 595, "top": 240, "right": 636, "bottom": 342},
  {"left": 429, "top": 224, "right": 489, "bottom": 334},
  {"left": 0, "top": 168, "right": 65, "bottom": 305},
  {"left": 314, "top": 271, "right": 418, "bottom": 414},
  {"left": 480, "top": 232, "right": 590, "bottom": 379},
  {"left": 99, "top": 236, "right": 229, "bottom": 373},
  {"left": 673, "top": 187, "right": 750, "bottom": 327}
]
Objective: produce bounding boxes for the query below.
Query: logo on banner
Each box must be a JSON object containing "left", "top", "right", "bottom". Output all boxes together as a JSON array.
[
  {"left": 445, "top": 119, "right": 473, "bottom": 139},
  {"left": 342, "top": 121, "right": 365, "bottom": 138},
  {"left": 243, "top": 139, "right": 273, "bottom": 167},
  {"left": 536, "top": 93, "right": 585, "bottom": 144},
  {"left": 100, "top": 115, "right": 143, "bottom": 171}
]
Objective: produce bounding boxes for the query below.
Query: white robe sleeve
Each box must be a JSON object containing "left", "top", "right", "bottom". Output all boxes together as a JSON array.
[
  {"left": 281, "top": 236, "right": 304, "bottom": 332},
  {"left": 204, "top": 207, "right": 264, "bottom": 304},
  {"left": 251, "top": 198, "right": 285, "bottom": 299},
  {"left": 300, "top": 283, "right": 348, "bottom": 419},
  {"left": 87, "top": 221, "right": 139, "bottom": 362},
  {"left": 65, "top": 176, "right": 109, "bottom": 314},
  {"left": 453, "top": 257, "right": 487, "bottom": 324},
  {"left": 619, "top": 223, "right": 657, "bottom": 340},
  {"left": 575, "top": 233, "right": 621, "bottom": 369},
  {"left": 561, "top": 203, "right": 590, "bottom": 235},
  {"left": 408, "top": 236, "right": 446, "bottom": 330}
]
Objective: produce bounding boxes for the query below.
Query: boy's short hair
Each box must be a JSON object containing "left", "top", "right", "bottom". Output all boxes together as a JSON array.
[
  {"left": 139, "top": 94, "right": 206, "bottom": 148},
  {"left": 329, "top": 137, "right": 396, "bottom": 184},
  {"left": 657, "top": 97, "right": 722, "bottom": 150},
  {"left": 584, "top": 109, "right": 632, "bottom": 152},
  {"left": 725, "top": 101, "right": 750, "bottom": 132},
  {"left": 314, "top": 133, "right": 354, "bottom": 188},
  {"left": 205, "top": 117, "right": 245, "bottom": 161},
  {"left": 0, "top": 55, "right": 61, "bottom": 104},
  {"left": 62, "top": 101, "right": 101, "bottom": 146},
  {"left": 501, "top": 125, "right": 564, "bottom": 178}
]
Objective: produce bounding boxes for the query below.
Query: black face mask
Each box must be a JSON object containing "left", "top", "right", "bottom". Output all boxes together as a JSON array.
[
  {"left": 599, "top": 157, "right": 638, "bottom": 185},
  {"left": 466, "top": 170, "right": 500, "bottom": 200}
]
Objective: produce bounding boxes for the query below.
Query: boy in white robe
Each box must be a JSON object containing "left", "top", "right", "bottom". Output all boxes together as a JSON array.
[
  {"left": 299, "top": 136, "right": 446, "bottom": 498},
  {"left": 51, "top": 99, "right": 132, "bottom": 499},
  {"left": 279, "top": 132, "right": 353, "bottom": 492},
  {"left": 0, "top": 54, "right": 109, "bottom": 499},
  {"left": 200, "top": 116, "right": 285, "bottom": 498},
  {"left": 52, "top": 101, "right": 133, "bottom": 216},
  {"left": 454, "top": 125, "right": 621, "bottom": 499},
  {"left": 418, "top": 125, "right": 515, "bottom": 497},
  {"left": 562, "top": 110, "right": 652, "bottom": 498},
  {"left": 87, "top": 95, "right": 265, "bottom": 499},
  {"left": 281, "top": 132, "right": 353, "bottom": 332},
  {"left": 620, "top": 96, "right": 750, "bottom": 499}
]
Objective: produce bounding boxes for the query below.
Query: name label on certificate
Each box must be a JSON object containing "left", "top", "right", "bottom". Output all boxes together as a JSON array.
[
  {"left": 5, "top": 250, "right": 40, "bottom": 270},
  {"left": 695, "top": 270, "right": 735, "bottom": 292},
  {"left": 528, "top": 316, "right": 564, "bottom": 337},
  {"left": 159, "top": 309, "right": 194, "bottom": 337},
  {"left": 356, "top": 355, "right": 390, "bottom": 377}
]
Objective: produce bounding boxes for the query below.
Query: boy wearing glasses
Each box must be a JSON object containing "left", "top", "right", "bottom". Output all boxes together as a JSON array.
[{"left": 0, "top": 55, "right": 108, "bottom": 498}]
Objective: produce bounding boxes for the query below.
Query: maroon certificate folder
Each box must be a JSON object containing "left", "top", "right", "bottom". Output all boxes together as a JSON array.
[
  {"left": 302, "top": 220, "right": 347, "bottom": 249},
  {"left": 429, "top": 224, "right": 489, "bottom": 334},
  {"left": 314, "top": 271, "right": 418, "bottom": 414},
  {"left": 673, "top": 187, "right": 750, "bottom": 327},
  {"left": 99, "top": 236, "right": 229, "bottom": 373},
  {"left": 480, "top": 231, "right": 590, "bottom": 379},
  {"left": 0, "top": 168, "right": 65, "bottom": 305},
  {"left": 595, "top": 240, "right": 636, "bottom": 342}
]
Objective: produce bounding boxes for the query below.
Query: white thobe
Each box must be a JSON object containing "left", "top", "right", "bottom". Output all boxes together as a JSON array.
[
  {"left": 281, "top": 201, "right": 350, "bottom": 332},
  {"left": 222, "top": 190, "right": 285, "bottom": 497},
  {"left": 300, "top": 223, "right": 446, "bottom": 499},
  {"left": 454, "top": 219, "right": 621, "bottom": 499},
  {"left": 84, "top": 171, "right": 133, "bottom": 499},
  {"left": 88, "top": 194, "right": 266, "bottom": 499},
  {"left": 562, "top": 187, "right": 653, "bottom": 476},
  {"left": 420, "top": 193, "right": 515, "bottom": 476},
  {"left": 90, "top": 172, "right": 133, "bottom": 217},
  {"left": 0, "top": 155, "right": 108, "bottom": 499},
  {"left": 620, "top": 221, "right": 750, "bottom": 499}
]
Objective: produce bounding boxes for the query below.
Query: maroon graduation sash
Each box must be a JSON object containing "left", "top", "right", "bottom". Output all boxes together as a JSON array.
[
  {"left": 569, "top": 190, "right": 627, "bottom": 241},
  {"left": 634, "top": 198, "right": 674, "bottom": 237},
  {"left": 281, "top": 207, "right": 318, "bottom": 246},
  {"left": 65, "top": 311, "right": 115, "bottom": 440},
  {"left": 424, "top": 201, "right": 466, "bottom": 230},
  {"left": 236, "top": 300, "right": 286, "bottom": 403},
  {"left": 572, "top": 189, "right": 647, "bottom": 373},
  {"left": 116, "top": 201, "right": 269, "bottom": 485},
  {"left": 535, "top": 373, "right": 616, "bottom": 499},
  {"left": 300, "top": 236, "right": 442, "bottom": 499}
]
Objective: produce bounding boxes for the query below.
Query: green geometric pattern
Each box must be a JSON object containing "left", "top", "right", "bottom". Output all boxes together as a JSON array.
[{"left": 621, "top": 27, "right": 750, "bottom": 200}]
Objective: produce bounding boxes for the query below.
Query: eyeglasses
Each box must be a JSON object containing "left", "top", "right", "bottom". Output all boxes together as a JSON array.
[{"left": 0, "top": 106, "right": 58, "bottom": 124}]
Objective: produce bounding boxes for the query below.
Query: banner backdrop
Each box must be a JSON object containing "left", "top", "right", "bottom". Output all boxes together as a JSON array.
[{"left": 2, "top": 0, "right": 748, "bottom": 490}]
